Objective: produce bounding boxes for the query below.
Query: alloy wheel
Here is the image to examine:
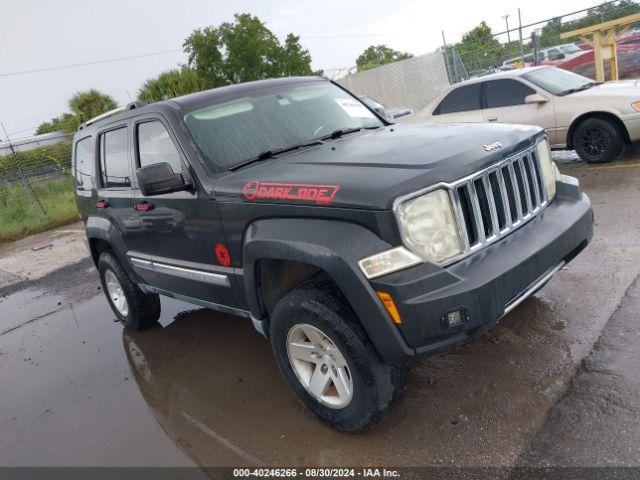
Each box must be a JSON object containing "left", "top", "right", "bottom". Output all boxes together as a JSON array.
[
  {"left": 579, "top": 127, "right": 609, "bottom": 158},
  {"left": 104, "top": 269, "right": 129, "bottom": 316},
  {"left": 286, "top": 323, "right": 353, "bottom": 409}
]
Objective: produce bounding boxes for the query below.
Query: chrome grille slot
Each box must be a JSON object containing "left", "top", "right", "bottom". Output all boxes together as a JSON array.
[
  {"left": 488, "top": 172, "right": 507, "bottom": 230},
  {"left": 447, "top": 141, "right": 551, "bottom": 262},
  {"left": 457, "top": 185, "right": 478, "bottom": 246}
]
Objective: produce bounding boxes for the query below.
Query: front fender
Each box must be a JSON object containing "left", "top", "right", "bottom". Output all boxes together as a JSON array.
[{"left": 243, "top": 218, "right": 415, "bottom": 362}]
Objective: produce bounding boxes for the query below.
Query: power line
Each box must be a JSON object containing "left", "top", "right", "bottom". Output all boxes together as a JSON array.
[
  {"left": 0, "top": 32, "right": 396, "bottom": 79},
  {"left": 0, "top": 49, "right": 182, "bottom": 78},
  {"left": 300, "top": 33, "right": 393, "bottom": 39}
]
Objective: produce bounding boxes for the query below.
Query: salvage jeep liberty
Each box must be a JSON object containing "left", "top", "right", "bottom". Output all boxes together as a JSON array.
[{"left": 73, "top": 77, "right": 593, "bottom": 431}]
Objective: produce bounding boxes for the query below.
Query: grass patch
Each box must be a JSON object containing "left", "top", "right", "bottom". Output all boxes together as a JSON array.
[{"left": 0, "top": 177, "right": 79, "bottom": 243}]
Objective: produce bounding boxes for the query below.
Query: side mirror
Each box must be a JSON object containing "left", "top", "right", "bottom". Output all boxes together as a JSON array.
[
  {"left": 136, "top": 162, "right": 190, "bottom": 196},
  {"left": 525, "top": 93, "right": 548, "bottom": 104}
]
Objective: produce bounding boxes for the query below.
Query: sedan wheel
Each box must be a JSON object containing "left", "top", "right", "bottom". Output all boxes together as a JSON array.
[{"left": 578, "top": 126, "right": 609, "bottom": 158}]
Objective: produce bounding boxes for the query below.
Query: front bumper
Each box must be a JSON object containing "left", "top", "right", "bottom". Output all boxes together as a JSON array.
[
  {"left": 622, "top": 113, "right": 640, "bottom": 142},
  {"left": 370, "top": 176, "right": 593, "bottom": 355}
]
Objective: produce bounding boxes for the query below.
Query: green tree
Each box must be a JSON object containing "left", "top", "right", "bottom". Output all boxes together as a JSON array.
[
  {"left": 355, "top": 45, "right": 413, "bottom": 72},
  {"left": 182, "top": 13, "right": 313, "bottom": 87},
  {"left": 455, "top": 21, "right": 503, "bottom": 72},
  {"left": 279, "top": 34, "right": 314, "bottom": 77},
  {"left": 36, "top": 90, "right": 117, "bottom": 134},
  {"left": 36, "top": 113, "right": 74, "bottom": 135},
  {"left": 68, "top": 90, "right": 117, "bottom": 124},
  {"left": 138, "top": 67, "right": 210, "bottom": 103}
]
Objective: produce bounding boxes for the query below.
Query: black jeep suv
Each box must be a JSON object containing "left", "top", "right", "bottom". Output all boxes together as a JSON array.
[{"left": 73, "top": 77, "right": 592, "bottom": 431}]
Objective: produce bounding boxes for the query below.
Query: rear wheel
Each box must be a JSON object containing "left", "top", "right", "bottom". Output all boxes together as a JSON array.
[
  {"left": 270, "top": 276, "right": 408, "bottom": 432},
  {"left": 98, "top": 251, "right": 161, "bottom": 330},
  {"left": 573, "top": 118, "right": 623, "bottom": 164}
]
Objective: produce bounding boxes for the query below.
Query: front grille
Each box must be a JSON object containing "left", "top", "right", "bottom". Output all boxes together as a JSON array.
[{"left": 451, "top": 142, "right": 550, "bottom": 255}]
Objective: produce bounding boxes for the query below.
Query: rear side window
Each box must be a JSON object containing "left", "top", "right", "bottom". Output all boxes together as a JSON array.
[
  {"left": 74, "top": 137, "right": 94, "bottom": 191},
  {"left": 136, "top": 121, "right": 182, "bottom": 174},
  {"left": 485, "top": 79, "right": 535, "bottom": 108},
  {"left": 100, "top": 127, "right": 131, "bottom": 189},
  {"left": 434, "top": 84, "right": 481, "bottom": 115}
]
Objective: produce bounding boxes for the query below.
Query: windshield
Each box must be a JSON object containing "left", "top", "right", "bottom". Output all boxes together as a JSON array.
[
  {"left": 560, "top": 44, "right": 581, "bottom": 54},
  {"left": 522, "top": 68, "right": 594, "bottom": 95},
  {"left": 184, "top": 82, "right": 383, "bottom": 169}
]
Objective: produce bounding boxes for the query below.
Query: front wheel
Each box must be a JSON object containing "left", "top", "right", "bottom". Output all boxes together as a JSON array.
[
  {"left": 98, "top": 251, "right": 161, "bottom": 330},
  {"left": 270, "top": 276, "right": 407, "bottom": 432},
  {"left": 573, "top": 118, "right": 623, "bottom": 164}
]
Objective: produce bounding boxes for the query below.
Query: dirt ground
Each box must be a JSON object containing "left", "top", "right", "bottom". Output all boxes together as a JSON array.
[{"left": 0, "top": 156, "right": 639, "bottom": 476}]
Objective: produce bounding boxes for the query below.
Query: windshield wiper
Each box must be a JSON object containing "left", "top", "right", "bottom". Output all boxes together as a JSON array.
[
  {"left": 228, "top": 140, "right": 324, "bottom": 171},
  {"left": 319, "top": 125, "right": 381, "bottom": 141},
  {"left": 558, "top": 82, "right": 597, "bottom": 96}
]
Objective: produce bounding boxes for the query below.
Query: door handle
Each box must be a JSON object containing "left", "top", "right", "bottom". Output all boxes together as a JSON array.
[
  {"left": 95, "top": 200, "right": 110, "bottom": 209},
  {"left": 487, "top": 117, "right": 498, "bottom": 122},
  {"left": 133, "top": 201, "right": 154, "bottom": 212}
]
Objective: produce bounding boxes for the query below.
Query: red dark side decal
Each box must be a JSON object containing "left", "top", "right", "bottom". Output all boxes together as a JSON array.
[{"left": 243, "top": 181, "right": 340, "bottom": 205}]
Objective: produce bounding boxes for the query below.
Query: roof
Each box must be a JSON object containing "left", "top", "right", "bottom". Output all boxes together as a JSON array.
[{"left": 457, "top": 66, "right": 549, "bottom": 86}]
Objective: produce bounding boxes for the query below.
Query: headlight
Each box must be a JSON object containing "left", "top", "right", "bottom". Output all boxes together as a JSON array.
[
  {"left": 536, "top": 138, "right": 557, "bottom": 200},
  {"left": 396, "top": 189, "right": 463, "bottom": 264}
]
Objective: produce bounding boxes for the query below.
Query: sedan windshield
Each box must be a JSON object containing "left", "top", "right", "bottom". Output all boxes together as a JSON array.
[
  {"left": 184, "top": 82, "right": 383, "bottom": 169},
  {"left": 522, "top": 68, "right": 595, "bottom": 96}
]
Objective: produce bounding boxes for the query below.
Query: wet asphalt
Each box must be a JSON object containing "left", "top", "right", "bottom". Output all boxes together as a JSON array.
[{"left": 0, "top": 158, "right": 639, "bottom": 472}]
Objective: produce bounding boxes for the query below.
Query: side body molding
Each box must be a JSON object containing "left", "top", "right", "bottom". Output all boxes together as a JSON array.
[{"left": 242, "top": 218, "right": 415, "bottom": 362}]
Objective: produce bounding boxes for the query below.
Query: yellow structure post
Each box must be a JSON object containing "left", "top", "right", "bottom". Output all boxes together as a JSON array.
[{"left": 560, "top": 12, "right": 640, "bottom": 82}]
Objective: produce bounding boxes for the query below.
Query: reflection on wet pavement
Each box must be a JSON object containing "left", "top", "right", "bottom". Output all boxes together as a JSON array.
[{"left": 123, "top": 296, "right": 572, "bottom": 467}]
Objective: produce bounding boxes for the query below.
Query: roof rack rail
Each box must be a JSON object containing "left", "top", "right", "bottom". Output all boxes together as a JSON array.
[
  {"left": 79, "top": 106, "right": 127, "bottom": 130},
  {"left": 78, "top": 101, "right": 146, "bottom": 130},
  {"left": 126, "top": 100, "right": 146, "bottom": 110}
]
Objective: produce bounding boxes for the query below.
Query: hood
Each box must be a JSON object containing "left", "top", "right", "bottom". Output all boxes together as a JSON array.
[
  {"left": 214, "top": 122, "right": 543, "bottom": 210},
  {"left": 572, "top": 79, "right": 640, "bottom": 99}
]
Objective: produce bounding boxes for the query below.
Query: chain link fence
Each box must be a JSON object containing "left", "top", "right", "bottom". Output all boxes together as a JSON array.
[
  {"left": 443, "top": 0, "right": 640, "bottom": 83},
  {"left": 0, "top": 131, "right": 78, "bottom": 243},
  {"left": 336, "top": 50, "right": 450, "bottom": 113}
]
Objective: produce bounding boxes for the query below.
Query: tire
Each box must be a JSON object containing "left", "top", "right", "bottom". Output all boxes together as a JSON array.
[
  {"left": 269, "top": 275, "right": 408, "bottom": 432},
  {"left": 573, "top": 117, "right": 623, "bottom": 164},
  {"left": 98, "top": 251, "right": 161, "bottom": 330}
]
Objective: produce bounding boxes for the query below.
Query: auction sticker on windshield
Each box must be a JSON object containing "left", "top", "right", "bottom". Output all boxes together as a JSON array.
[{"left": 335, "top": 98, "right": 375, "bottom": 118}]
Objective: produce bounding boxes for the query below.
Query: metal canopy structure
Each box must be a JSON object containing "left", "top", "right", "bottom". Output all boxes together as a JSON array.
[{"left": 561, "top": 12, "right": 640, "bottom": 82}]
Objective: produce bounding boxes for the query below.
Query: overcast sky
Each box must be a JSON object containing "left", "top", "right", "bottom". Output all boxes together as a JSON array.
[{"left": 0, "top": 0, "right": 601, "bottom": 139}]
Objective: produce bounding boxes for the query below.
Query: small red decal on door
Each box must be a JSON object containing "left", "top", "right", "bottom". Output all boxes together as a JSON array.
[
  {"left": 215, "top": 244, "right": 231, "bottom": 266},
  {"left": 242, "top": 181, "right": 340, "bottom": 205}
]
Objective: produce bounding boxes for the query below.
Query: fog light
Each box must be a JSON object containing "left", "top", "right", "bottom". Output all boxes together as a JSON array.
[{"left": 441, "top": 307, "right": 468, "bottom": 329}]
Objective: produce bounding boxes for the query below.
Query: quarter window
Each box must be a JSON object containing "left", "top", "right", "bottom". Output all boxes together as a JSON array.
[
  {"left": 137, "top": 121, "right": 182, "bottom": 174},
  {"left": 485, "top": 79, "right": 535, "bottom": 108},
  {"left": 434, "top": 84, "right": 481, "bottom": 115},
  {"left": 74, "top": 136, "right": 94, "bottom": 191},
  {"left": 100, "top": 127, "right": 131, "bottom": 189}
]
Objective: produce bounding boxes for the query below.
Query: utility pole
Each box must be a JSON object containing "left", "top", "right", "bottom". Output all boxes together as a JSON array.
[
  {"left": 518, "top": 8, "right": 525, "bottom": 65},
  {"left": 503, "top": 14, "right": 511, "bottom": 43}
]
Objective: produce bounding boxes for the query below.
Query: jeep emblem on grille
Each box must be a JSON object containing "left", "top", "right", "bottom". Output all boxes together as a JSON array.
[{"left": 483, "top": 142, "right": 503, "bottom": 151}]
